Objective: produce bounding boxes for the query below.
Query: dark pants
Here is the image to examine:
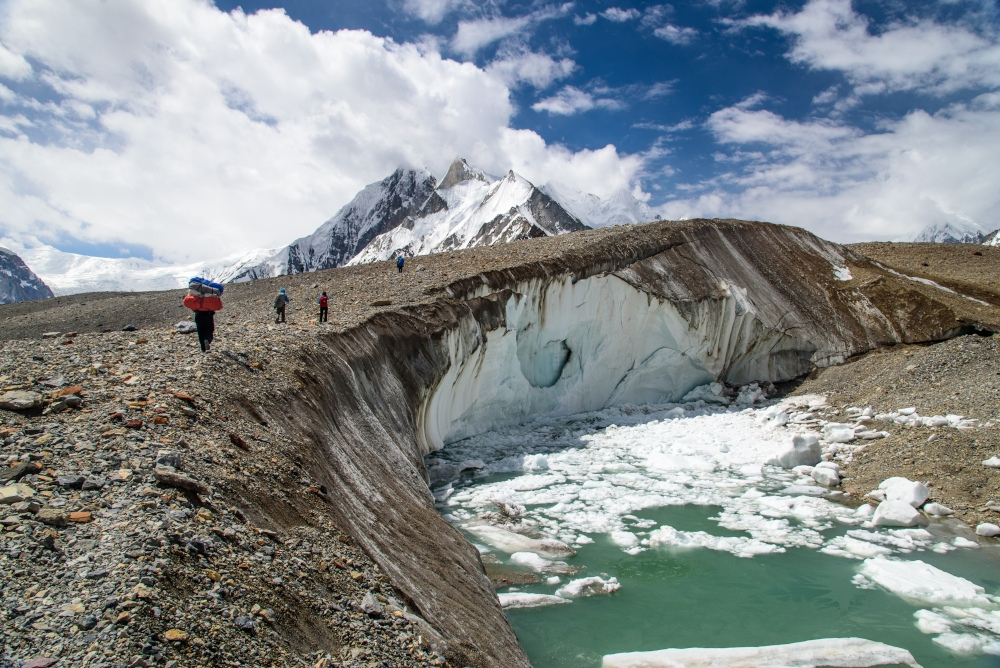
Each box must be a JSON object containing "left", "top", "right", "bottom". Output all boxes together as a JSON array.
[
  {"left": 194, "top": 310, "right": 214, "bottom": 352},
  {"left": 319, "top": 307, "right": 328, "bottom": 322},
  {"left": 397, "top": 265, "right": 403, "bottom": 273},
  {"left": 275, "top": 305, "right": 285, "bottom": 323}
]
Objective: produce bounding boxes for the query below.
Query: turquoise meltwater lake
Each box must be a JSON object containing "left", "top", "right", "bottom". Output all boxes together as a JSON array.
[{"left": 426, "top": 399, "right": 1000, "bottom": 668}]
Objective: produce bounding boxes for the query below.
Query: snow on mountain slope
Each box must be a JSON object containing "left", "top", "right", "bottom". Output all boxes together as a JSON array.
[
  {"left": 0, "top": 246, "right": 54, "bottom": 303},
  {"left": 982, "top": 230, "right": 1000, "bottom": 246},
  {"left": 539, "top": 181, "right": 660, "bottom": 227},
  {"left": 18, "top": 246, "right": 276, "bottom": 296},
  {"left": 897, "top": 218, "right": 989, "bottom": 244},
  {"left": 230, "top": 168, "right": 437, "bottom": 281},
  {"left": 349, "top": 164, "right": 588, "bottom": 265}
]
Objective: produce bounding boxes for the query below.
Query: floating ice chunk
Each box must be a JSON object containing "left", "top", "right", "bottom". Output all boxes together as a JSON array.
[
  {"left": 811, "top": 467, "right": 840, "bottom": 487},
  {"left": 858, "top": 558, "right": 991, "bottom": 607},
  {"left": 459, "top": 459, "right": 485, "bottom": 471},
  {"left": 872, "top": 501, "right": 922, "bottom": 527},
  {"left": 953, "top": 536, "right": 980, "bottom": 548},
  {"left": 923, "top": 503, "right": 953, "bottom": 516},
  {"left": 767, "top": 433, "right": 822, "bottom": 468},
  {"left": 681, "top": 383, "right": 729, "bottom": 405},
  {"left": 914, "top": 609, "right": 953, "bottom": 635},
  {"left": 522, "top": 454, "right": 549, "bottom": 471},
  {"left": 466, "top": 525, "right": 576, "bottom": 558},
  {"left": 509, "top": 551, "right": 579, "bottom": 574},
  {"left": 983, "top": 457, "right": 1000, "bottom": 468},
  {"left": 878, "top": 477, "right": 929, "bottom": 508},
  {"left": 975, "top": 523, "right": 1000, "bottom": 537},
  {"left": 576, "top": 535, "right": 594, "bottom": 545},
  {"left": 497, "top": 593, "right": 569, "bottom": 609},
  {"left": 555, "top": 576, "right": 620, "bottom": 598},
  {"left": 610, "top": 531, "right": 639, "bottom": 548},
  {"left": 821, "top": 536, "right": 893, "bottom": 560},
  {"left": 833, "top": 266, "right": 853, "bottom": 281},
  {"left": 649, "top": 526, "right": 780, "bottom": 558},
  {"left": 601, "top": 637, "right": 921, "bottom": 668},
  {"left": 546, "top": 576, "right": 561, "bottom": 585},
  {"left": 933, "top": 632, "right": 984, "bottom": 655}
]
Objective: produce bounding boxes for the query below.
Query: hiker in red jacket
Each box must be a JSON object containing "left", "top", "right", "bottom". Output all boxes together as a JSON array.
[{"left": 318, "top": 292, "right": 328, "bottom": 323}]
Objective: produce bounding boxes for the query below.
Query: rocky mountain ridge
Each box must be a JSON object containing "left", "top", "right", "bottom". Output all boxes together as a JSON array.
[{"left": 0, "top": 246, "right": 54, "bottom": 304}]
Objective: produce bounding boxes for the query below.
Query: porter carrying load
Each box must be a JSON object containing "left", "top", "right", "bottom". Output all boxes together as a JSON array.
[{"left": 183, "top": 277, "right": 224, "bottom": 312}]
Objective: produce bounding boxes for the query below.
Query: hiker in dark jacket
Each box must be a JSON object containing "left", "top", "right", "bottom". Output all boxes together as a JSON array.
[
  {"left": 194, "top": 310, "right": 214, "bottom": 352},
  {"left": 274, "top": 288, "right": 289, "bottom": 323},
  {"left": 318, "top": 291, "right": 328, "bottom": 322},
  {"left": 396, "top": 255, "right": 404, "bottom": 273}
]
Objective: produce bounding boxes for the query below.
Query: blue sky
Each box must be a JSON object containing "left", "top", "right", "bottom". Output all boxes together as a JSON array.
[{"left": 0, "top": 0, "right": 998, "bottom": 261}]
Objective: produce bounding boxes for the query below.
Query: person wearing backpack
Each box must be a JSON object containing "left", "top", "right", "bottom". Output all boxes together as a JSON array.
[
  {"left": 274, "top": 288, "right": 289, "bottom": 323},
  {"left": 318, "top": 291, "right": 328, "bottom": 323},
  {"left": 396, "top": 255, "right": 404, "bottom": 273}
]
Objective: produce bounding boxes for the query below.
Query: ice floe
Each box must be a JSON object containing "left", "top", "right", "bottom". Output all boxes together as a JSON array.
[
  {"left": 554, "top": 576, "right": 621, "bottom": 598},
  {"left": 601, "top": 637, "right": 921, "bottom": 667},
  {"left": 497, "top": 592, "right": 569, "bottom": 609}
]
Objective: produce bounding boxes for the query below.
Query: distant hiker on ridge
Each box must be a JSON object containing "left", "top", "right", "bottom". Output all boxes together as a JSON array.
[
  {"left": 396, "top": 255, "right": 404, "bottom": 273},
  {"left": 318, "top": 291, "right": 328, "bottom": 323},
  {"left": 274, "top": 288, "right": 289, "bottom": 323}
]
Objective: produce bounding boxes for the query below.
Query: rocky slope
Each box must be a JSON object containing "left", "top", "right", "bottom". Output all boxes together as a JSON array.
[
  {"left": 0, "top": 247, "right": 54, "bottom": 304},
  {"left": 3, "top": 219, "right": 1000, "bottom": 668}
]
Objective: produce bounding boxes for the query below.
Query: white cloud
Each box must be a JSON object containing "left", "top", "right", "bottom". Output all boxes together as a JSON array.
[
  {"left": 574, "top": 13, "right": 597, "bottom": 26},
  {"left": 451, "top": 3, "right": 573, "bottom": 57},
  {"left": 658, "top": 100, "right": 1000, "bottom": 242},
  {"left": 739, "top": 0, "right": 1000, "bottom": 95},
  {"left": 487, "top": 50, "right": 576, "bottom": 89},
  {"left": 653, "top": 24, "right": 698, "bottom": 45},
  {"left": 0, "top": 43, "right": 32, "bottom": 80},
  {"left": 402, "top": 0, "right": 470, "bottom": 25},
  {"left": 531, "top": 85, "right": 623, "bottom": 115},
  {"left": 0, "top": 0, "right": 642, "bottom": 262},
  {"left": 600, "top": 8, "right": 640, "bottom": 23}
]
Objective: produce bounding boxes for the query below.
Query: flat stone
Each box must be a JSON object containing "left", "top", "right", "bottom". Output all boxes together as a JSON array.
[
  {"left": 164, "top": 628, "right": 188, "bottom": 641},
  {"left": 81, "top": 477, "right": 105, "bottom": 491},
  {"left": 0, "top": 390, "right": 43, "bottom": 411},
  {"left": 41, "top": 376, "right": 67, "bottom": 388},
  {"left": 0, "top": 461, "right": 42, "bottom": 483},
  {"left": 22, "top": 659, "right": 59, "bottom": 668},
  {"left": 153, "top": 467, "right": 209, "bottom": 495},
  {"left": 69, "top": 511, "right": 92, "bottom": 523},
  {"left": 0, "top": 483, "right": 36, "bottom": 504}
]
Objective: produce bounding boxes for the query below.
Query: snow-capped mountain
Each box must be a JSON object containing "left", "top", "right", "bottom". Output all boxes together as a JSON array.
[
  {"left": 18, "top": 246, "right": 276, "bottom": 296},
  {"left": 982, "top": 230, "right": 1000, "bottom": 246},
  {"left": 0, "top": 246, "right": 54, "bottom": 303},
  {"left": 230, "top": 168, "right": 438, "bottom": 281},
  {"left": 899, "top": 218, "right": 990, "bottom": 244},
  {"left": 240, "top": 158, "right": 652, "bottom": 278}
]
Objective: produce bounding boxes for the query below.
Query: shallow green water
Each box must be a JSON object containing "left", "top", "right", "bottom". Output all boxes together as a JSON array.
[{"left": 490, "top": 505, "right": 1000, "bottom": 668}]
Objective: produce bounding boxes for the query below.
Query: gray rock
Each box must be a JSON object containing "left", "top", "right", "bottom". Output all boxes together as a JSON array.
[
  {"left": 78, "top": 614, "right": 98, "bottom": 630},
  {"left": 0, "top": 461, "right": 41, "bottom": 483},
  {"left": 233, "top": 615, "right": 257, "bottom": 634},
  {"left": 361, "top": 592, "right": 385, "bottom": 617},
  {"left": 174, "top": 321, "right": 197, "bottom": 334},
  {"left": 155, "top": 450, "right": 181, "bottom": 469},
  {"left": 57, "top": 475, "right": 86, "bottom": 490},
  {"left": 0, "top": 390, "right": 43, "bottom": 411},
  {"left": 81, "top": 477, "right": 106, "bottom": 491},
  {"left": 0, "top": 483, "right": 36, "bottom": 504},
  {"left": 41, "top": 376, "right": 67, "bottom": 387},
  {"left": 153, "top": 467, "right": 209, "bottom": 495}
]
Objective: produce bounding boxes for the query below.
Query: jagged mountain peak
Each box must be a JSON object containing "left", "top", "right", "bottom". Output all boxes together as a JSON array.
[{"left": 438, "top": 158, "right": 489, "bottom": 190}]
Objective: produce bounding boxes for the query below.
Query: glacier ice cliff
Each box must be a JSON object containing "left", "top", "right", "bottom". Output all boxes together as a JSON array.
[{"left": 252, "top": 220, "right": 993, "bottom": 667}]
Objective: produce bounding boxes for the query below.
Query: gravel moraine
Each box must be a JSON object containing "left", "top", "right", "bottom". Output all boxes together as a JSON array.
[{"left": 0, "top": 327, "right": 445, "bottom": 668}]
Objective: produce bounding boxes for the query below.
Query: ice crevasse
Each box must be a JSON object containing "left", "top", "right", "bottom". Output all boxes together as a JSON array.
[{"left": 416, "top": 271, "right": 817, "bottom": 451}]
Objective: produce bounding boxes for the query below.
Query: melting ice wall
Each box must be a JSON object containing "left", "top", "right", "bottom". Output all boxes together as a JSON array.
[{"left": 417, "top": 271, "right": 817, "bottom": 451}]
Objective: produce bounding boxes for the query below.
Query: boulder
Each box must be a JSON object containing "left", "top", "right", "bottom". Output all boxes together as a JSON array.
[
  {"left": 0, "top": 390, "right": 42, "bottom": 411},
  {"left": 872, "top": 501, "right": 922, "bottom": 527},
  {"left": 36, "top": 508, "right": 68, "bottom": 527}
]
